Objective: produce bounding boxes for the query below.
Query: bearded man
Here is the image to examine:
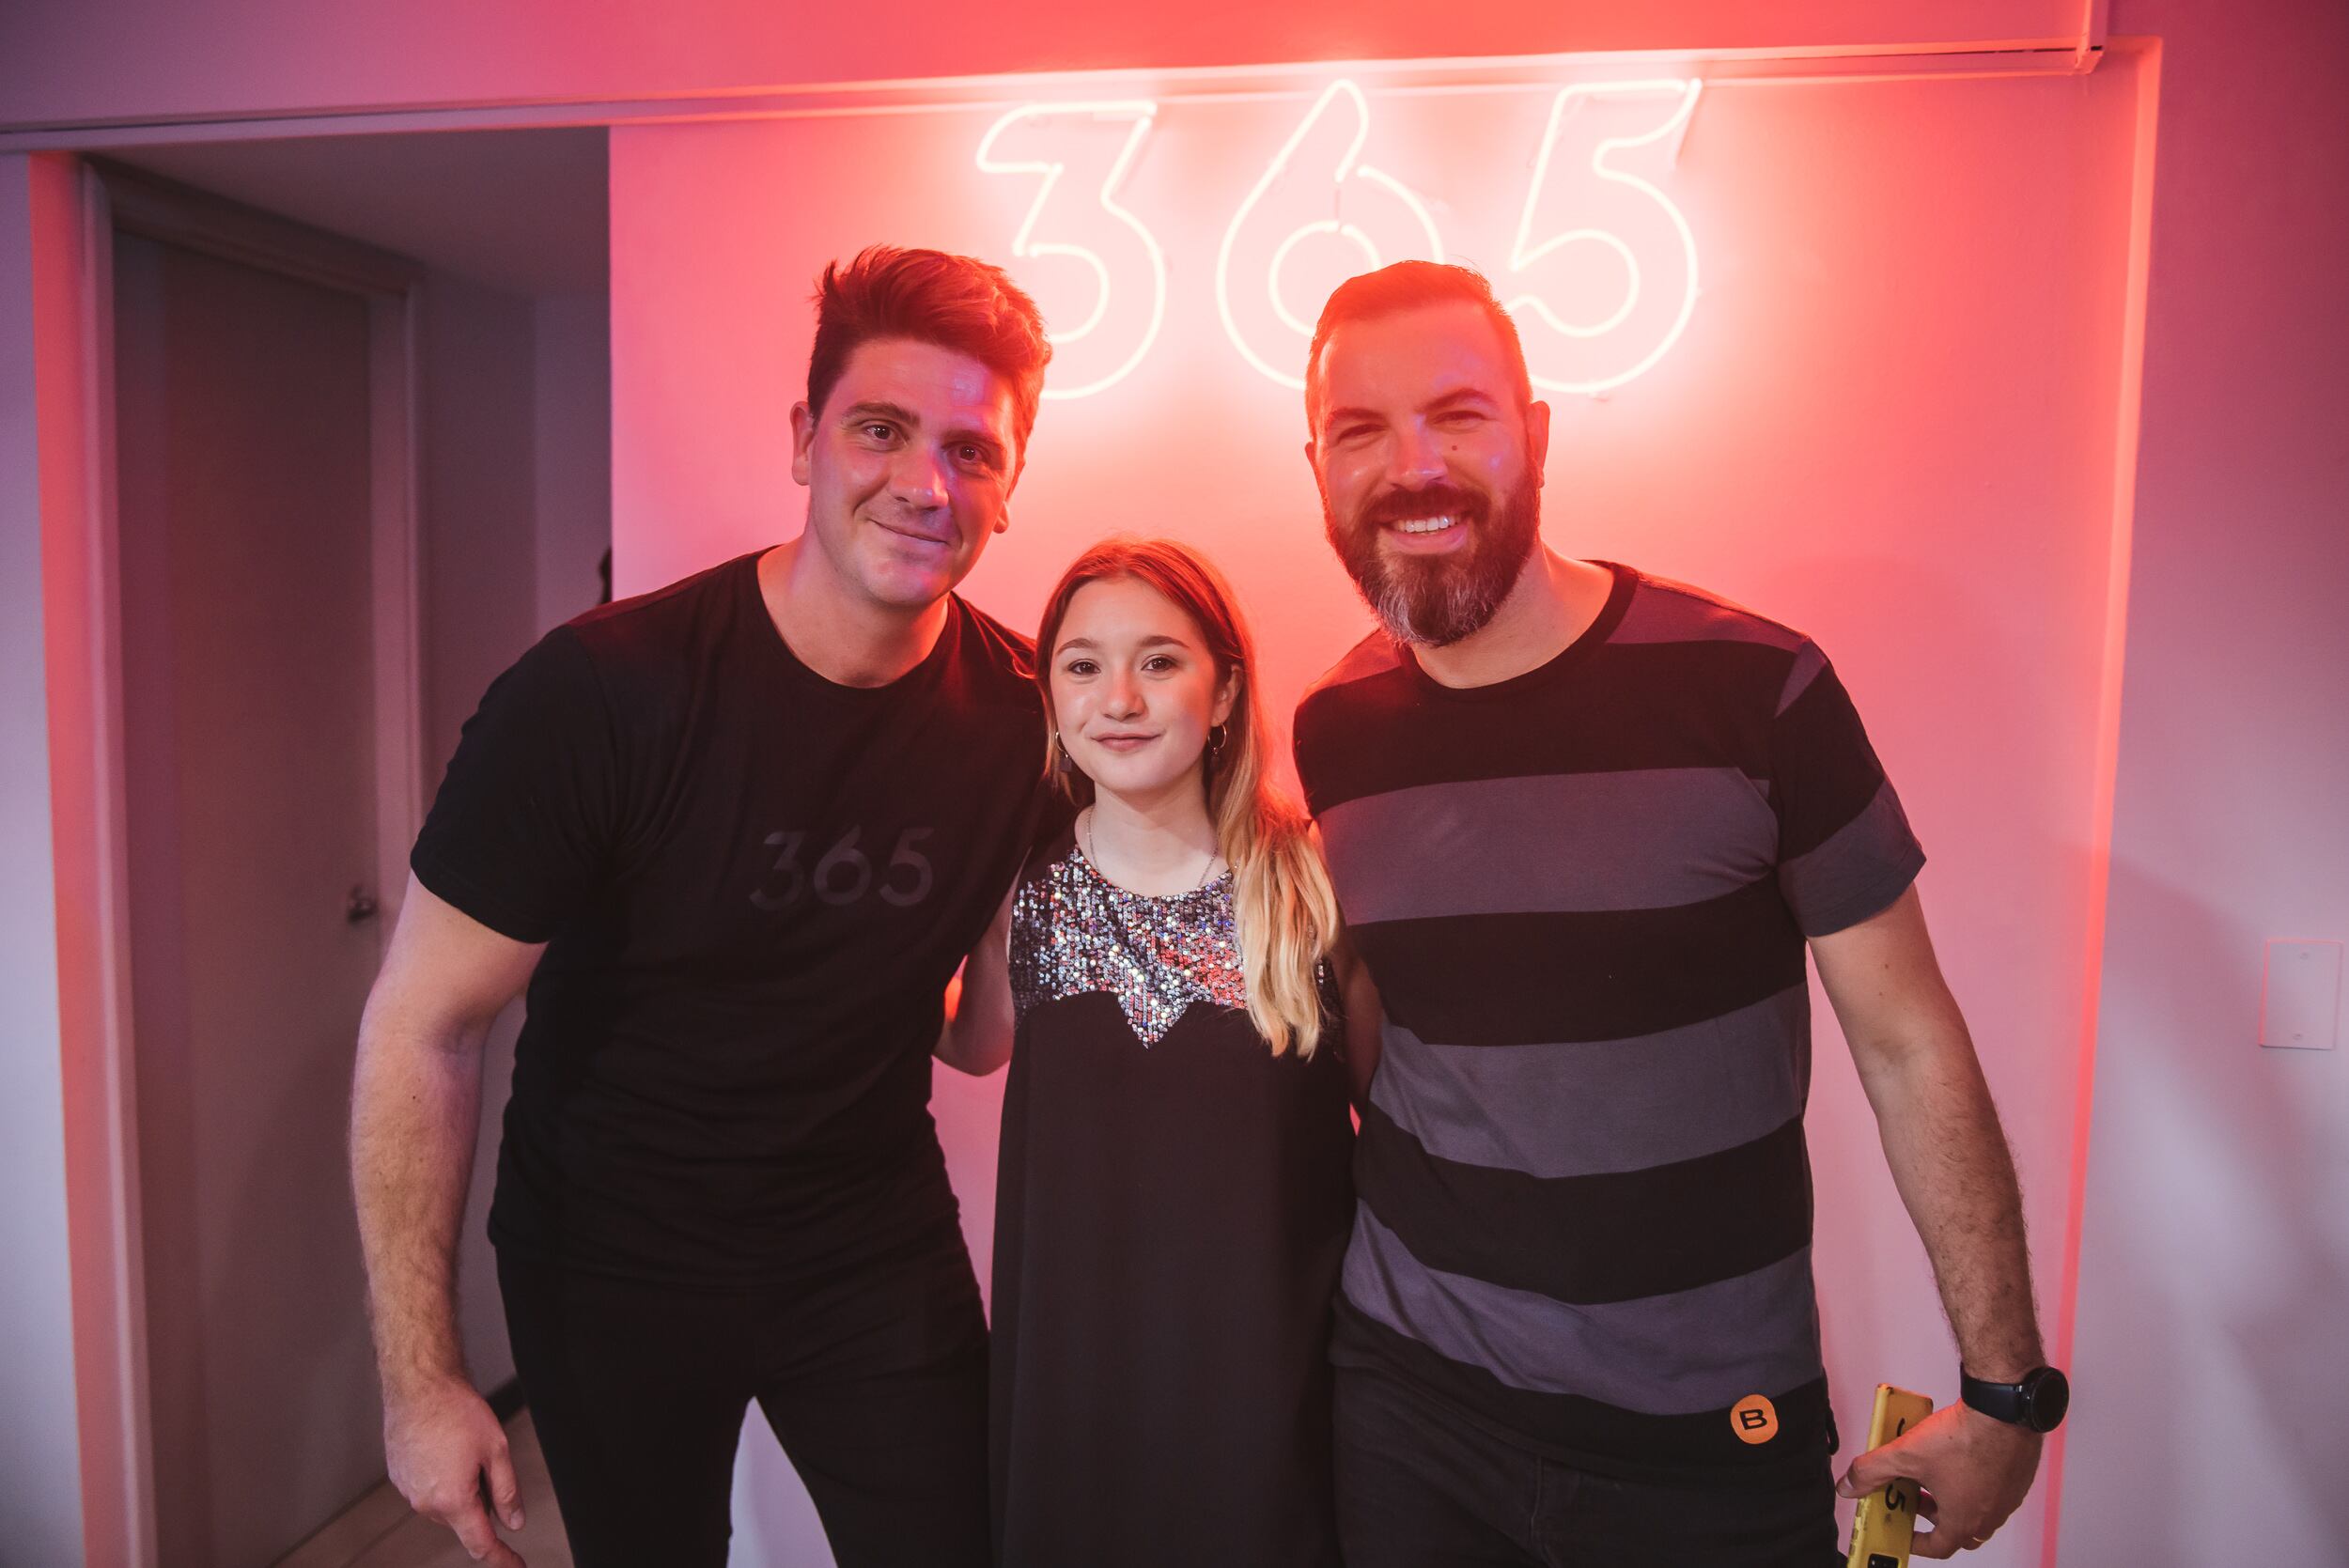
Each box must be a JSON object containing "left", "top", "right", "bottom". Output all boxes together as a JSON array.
[{"left": 1291, "top": 262, "right": 2068, "bottom": 1565}]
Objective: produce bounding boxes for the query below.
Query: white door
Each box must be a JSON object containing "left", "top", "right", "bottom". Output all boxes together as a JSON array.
[{"left": 113, "top": 228, "right": 390, "bottom": 1568}]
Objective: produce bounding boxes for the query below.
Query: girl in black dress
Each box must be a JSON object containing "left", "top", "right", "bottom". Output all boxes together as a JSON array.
[{"left": 941, "top": 538, "right": 1359, "bottom": 1567}]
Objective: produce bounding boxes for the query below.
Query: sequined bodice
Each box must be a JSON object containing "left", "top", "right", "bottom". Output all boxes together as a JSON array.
[{"left": 1008, "top": 845, "right": 1245, "bottom": 1048}]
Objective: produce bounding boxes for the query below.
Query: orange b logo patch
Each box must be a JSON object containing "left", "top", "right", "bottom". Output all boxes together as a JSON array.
[{"left": 1731, "top": 1394, "right": 1780, "bottom": 1445}]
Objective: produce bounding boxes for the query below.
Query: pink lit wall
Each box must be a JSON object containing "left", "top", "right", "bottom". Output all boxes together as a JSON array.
[
  {"left": 2061, "top": 3, "right": 2349, "bottom": 1560},
  {"left": 0, "top": 2, "right": 2095, "bottom": 134},
  {"left": 612, "top": 54, "right": 2153, "bottom": 1564}
]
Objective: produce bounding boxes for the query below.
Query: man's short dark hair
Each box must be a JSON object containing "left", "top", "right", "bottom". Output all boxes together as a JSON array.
[
  {"left": 1305, "top": 261, "right": 1533, "bottom": 427},
  {"left": 807, "top": 246, "right": 1052, "bottom": 451}
]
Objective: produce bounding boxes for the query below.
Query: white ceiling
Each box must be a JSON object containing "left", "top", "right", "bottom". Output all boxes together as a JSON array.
[{"left": 110, "top": 126, "right": 608, "bottom": 296}]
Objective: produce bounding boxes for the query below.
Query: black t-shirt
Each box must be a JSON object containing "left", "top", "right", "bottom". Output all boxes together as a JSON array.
[{"left": 412, "top": 551, "right": 1050, "bottom": 1284}]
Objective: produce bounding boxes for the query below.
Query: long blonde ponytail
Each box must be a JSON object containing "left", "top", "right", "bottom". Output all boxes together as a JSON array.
[{"left": 1213, "top": 717, "right": 1343, "bottom": 1058}]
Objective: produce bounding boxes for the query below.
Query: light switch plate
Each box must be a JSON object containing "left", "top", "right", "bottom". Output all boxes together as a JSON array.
[{"left": 2260, "top": 939, "right": 2342, "bottom": 1050}]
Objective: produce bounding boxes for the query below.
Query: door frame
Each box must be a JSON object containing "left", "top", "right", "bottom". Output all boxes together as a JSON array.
[{"left": 54, "top": 159, "right": 424, "bottom": 1567}]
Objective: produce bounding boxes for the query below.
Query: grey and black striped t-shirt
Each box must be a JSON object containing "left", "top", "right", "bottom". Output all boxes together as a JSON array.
[{"left": 1294, "top": 562, "right": 1924, "bottom": 1481}]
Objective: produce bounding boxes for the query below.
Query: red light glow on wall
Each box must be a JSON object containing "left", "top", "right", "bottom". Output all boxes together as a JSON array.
[{"left": 614, "top": 54, "right": 2159, "bottom": 1561}]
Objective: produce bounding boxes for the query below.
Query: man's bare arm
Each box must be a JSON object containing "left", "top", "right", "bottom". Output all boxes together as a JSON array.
[
  {"left": 1812, "top": 883, "right": 2043, "bottom": 1558},
  {"left": 351, "top": 875, "right": 542, "bottom": 1566},
  {"left": 1814, "top": 885, "right": 2042, "bottom": 1377}
]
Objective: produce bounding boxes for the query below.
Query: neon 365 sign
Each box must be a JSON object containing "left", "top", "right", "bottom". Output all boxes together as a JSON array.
[
  {"left": 976, "top": 77, "right": 1703, "bottom": 399},
  {"left": 1216, "top": 80, "right": 1449, "bottom": 392},
  {"left": 974, "top": 101, "right": 1168, "bottom": 400}
]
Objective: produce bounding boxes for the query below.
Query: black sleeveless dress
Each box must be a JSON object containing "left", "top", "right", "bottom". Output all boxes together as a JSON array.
[{"left": 988, "top": 832, "right": 1354, "bottom": 1567}]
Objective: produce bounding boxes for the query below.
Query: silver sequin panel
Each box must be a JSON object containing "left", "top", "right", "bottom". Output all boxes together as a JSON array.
[{"left": 1009, "top": 845, "right": 1245, "bottom": 1048}]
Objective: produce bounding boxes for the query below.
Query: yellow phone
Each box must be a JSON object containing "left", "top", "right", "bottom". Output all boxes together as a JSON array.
[{"left": 1845, "top": 1383, "right": 1935, "bottom": 1568}]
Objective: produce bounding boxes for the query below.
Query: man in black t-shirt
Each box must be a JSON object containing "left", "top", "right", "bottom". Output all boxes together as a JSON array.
[
  {"left": 350, "top": 247, "right": 1053, "bottom": 1568},
  {"left": 1294, "top": 263, "right": 2063, "bottom": 1564}
]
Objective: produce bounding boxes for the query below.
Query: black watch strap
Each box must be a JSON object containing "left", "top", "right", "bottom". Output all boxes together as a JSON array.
[{"left": 1960, "top": 1367, "right": 2070, "bottom": 1433}]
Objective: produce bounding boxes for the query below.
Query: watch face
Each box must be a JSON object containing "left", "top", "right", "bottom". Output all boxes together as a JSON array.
[{"left": 2024, "top": 1368, "right": 2071, "bottom": 1431}]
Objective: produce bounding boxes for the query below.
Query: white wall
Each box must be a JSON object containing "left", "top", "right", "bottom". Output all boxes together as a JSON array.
[
  {"left": 420, "top": 271, "right": 537, "bottom": 1399},
  {"left": 2057, "top": 5, "right": 2349, "bottom": 1563},
  {"left": 0, "top": 150, "right": 92, "bottom": 1568},
  {"left": 418, "top": 271, "right": 568, "bottom": 1398},
  {"left": 532, "top": 292, "right": 613, "bottom": 633},
  {"left": 417, "top": 272, "right": 614, "bottom": 1399}
]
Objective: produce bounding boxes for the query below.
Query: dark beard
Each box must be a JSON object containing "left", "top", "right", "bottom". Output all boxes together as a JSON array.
[{"left": 1324, "top": 475, "right": 1541, "bottom": 647}]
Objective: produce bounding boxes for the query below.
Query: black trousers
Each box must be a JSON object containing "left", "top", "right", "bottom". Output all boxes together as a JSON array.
[
  {"left": 1333, "top": 1367, "right": 1843, "bottom": 1568},
  {"left": 497, "top": 1234, "right": 990, "bottom": 1568}
]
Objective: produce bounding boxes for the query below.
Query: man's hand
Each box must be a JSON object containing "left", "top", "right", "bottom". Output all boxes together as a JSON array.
[
  {"left": 1837, "top": 1402, "right": 2041, "bottom": 1558},
  {"left": 384, "top": 1375, "right": 527, "bottom": 1566}
]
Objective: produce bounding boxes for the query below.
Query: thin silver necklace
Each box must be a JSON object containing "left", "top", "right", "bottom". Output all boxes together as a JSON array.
[{"left": 1081, "top": 806, "right": 1221, "bottom": 894}]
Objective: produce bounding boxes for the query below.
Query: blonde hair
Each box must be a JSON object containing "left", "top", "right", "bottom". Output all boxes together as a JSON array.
[{"left": 1038, "top": 539, "right": 1344, "bottom": 1057}]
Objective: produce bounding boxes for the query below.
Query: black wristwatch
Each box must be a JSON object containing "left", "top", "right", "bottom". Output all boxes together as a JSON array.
[{"left": 1960, "top": 1366, "right": 2070, "bottom": 1433}]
